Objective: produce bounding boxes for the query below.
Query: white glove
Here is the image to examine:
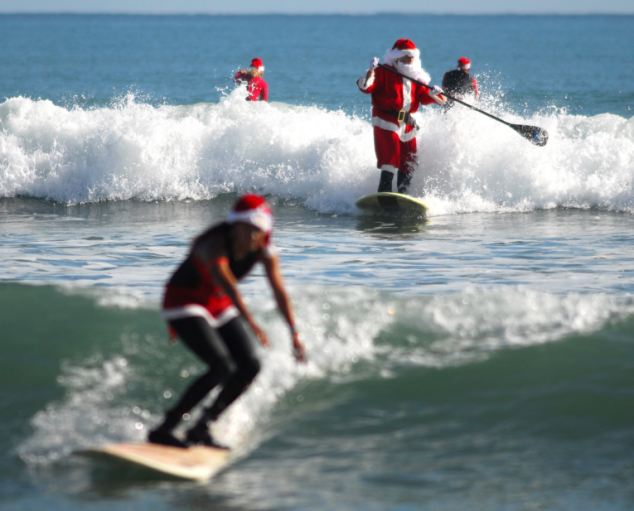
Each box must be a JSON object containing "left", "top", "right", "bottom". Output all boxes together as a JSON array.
[
  {"left": 429, "top": 85, "right": 447, "bottom": 105},
  {"left": 359, "top": 57, "right": 379, "bottom": 90}
]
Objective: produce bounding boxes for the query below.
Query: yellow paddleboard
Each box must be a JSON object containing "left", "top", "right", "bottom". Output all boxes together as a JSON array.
[{"left": 356, "top": 192, "right": 428, "bottom": 218}]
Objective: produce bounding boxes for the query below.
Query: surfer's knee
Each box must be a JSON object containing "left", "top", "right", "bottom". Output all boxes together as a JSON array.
[
  {"left": 241, "top": 356, "right": 261, "bottom": 383},
  {"left": 210, "top": 355, "right": 237, "bottom": 382},
  {"left": 230, "top": 356, "right": 260, "bottom": 387}
]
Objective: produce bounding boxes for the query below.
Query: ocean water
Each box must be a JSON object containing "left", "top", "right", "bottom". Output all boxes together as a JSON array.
[{"left": 1, "top": 13, "right": 634, "bottom": 511}]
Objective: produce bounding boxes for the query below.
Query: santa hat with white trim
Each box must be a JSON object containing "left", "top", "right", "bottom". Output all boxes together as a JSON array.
[
  {"left": 250, "top": 57, "right": 265, "bottom": 72},
  {"left": 227, "top": 194, "right": 273, "bottom": 234},
  {"left": 383, "top": 38, "right": 421, "bottom": 66},
  {"left": 458, "top": 56, "right": 471, "bottom": 70}
]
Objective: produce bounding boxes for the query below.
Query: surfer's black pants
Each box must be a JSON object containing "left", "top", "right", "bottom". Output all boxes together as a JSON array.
[
  {"left": 378, "top": 169, "right": 413, "bottom": 193},
  {"left": 163, "top": 316, "right": 261, "bottom": 427}
]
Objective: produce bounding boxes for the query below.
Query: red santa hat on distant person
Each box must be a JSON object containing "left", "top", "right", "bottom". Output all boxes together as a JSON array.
[
  {"left": 250, "top": 57, "right": 265, "bottom": 72},
  {"left": 458, "top": 56, "right": 471, "bottom": 70},
  {"left": 227, "top": 194, "right": 273, "bottom": 234}
]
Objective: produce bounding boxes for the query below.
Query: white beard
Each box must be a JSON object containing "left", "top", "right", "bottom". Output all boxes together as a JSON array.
[{"left": 394, "top": 60, "right": 431, "bottom": 85}]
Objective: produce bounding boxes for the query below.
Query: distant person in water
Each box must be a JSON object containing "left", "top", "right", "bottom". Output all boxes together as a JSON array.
[
  {"left": 357, "top": 38, "right": 446, "bottom": 194},
  {"left": 234, "top": 57, "right": 269, "bottom": 101},
  {"left": 442, "top": 56, "right": 479, "bottom": 109},
  {"left": 148, "top": 194, "right": 306, "bottom": 449}
]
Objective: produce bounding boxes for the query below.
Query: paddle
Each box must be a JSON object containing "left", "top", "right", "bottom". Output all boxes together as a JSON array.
[{"left": 378, "top": 64, "right": 549, "bottom": 147}]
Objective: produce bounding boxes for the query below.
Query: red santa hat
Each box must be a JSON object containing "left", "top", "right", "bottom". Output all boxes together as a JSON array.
[
  {"left": 382, "top": 38, "right": 430, "bottom": 83},
  {"left": 250, "top": 57, "right": 265, "bottom": 72},
  {"left": 227, "top": 194, "right": 273, "bottom": 233},
  {"left": 383, "top": 38, "right": 421, "bottom": 66},
  {"left": 458, "top": 56, "right": 471, "bottom": 70}
]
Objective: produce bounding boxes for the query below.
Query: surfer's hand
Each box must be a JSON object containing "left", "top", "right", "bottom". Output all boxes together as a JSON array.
[
  {"left": 365, "top": 58, "right": 379, "bottom": 81},
  {"left": 291, "top": 332, "right": 306, "bottom": 363},
  {"left": 429, "top": 86, "right": 447, "bottom": 105},
  {"left": 251, "top": 323, "right": 270, "bottom": 348}
]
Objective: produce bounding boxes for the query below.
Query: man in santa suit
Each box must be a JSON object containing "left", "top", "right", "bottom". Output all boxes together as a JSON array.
[
  {"left": 357, "top": 39, "right": 446, "bottom": 194},
  {"left": 234, "top": 57, "right": 269, "bottom": 102}
]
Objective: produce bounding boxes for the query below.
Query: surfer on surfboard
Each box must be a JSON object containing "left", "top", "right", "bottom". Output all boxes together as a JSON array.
[
  {"left": 148, "top": 194, "right": 306, "bottom": 449},
  {"left": 357, "top": 38, "right": 446, "bottom": 194}
]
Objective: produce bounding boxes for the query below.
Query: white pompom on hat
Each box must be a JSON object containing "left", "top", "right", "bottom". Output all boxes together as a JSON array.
[{"left": 227, "top": 194, "right": 273, "bottom": 233}]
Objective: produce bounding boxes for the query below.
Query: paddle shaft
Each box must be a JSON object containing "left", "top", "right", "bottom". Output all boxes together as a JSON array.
[
  {"left": 378, "top": 64, "right": 512, "bottom": 126},
  {"left": 375, "top": 64, "right": 548, "bottom": 146}
]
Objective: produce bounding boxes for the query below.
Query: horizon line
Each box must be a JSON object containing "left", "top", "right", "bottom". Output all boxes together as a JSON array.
[{"left": 1, "top": 11, "right": 633, "bottom": 16}]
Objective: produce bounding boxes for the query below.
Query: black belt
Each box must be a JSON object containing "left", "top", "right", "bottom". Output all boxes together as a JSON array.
[{"left": 379, "top": 109, "right": 417, "bottom": 127}]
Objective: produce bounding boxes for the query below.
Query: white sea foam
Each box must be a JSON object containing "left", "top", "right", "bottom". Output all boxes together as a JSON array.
[{"left": 1, "top": 92, "right": 632, "bottom": 214}]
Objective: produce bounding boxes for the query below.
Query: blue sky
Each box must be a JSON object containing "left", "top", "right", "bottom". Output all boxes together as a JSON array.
[{"left": 1, "top": 0, "right": 633, "bottom": 14}]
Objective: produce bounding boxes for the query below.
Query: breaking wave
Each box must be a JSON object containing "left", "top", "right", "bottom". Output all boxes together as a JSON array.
[{"left": 1, "top": 90, "right": 633, "bottom": 214}]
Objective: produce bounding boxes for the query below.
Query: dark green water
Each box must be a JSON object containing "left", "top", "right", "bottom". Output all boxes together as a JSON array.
[{"left": 2, "top": 282, "right": 633, "bottom": 510}]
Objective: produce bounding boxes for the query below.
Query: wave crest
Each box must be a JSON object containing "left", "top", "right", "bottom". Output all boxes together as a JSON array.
[{"left": 1, "top": 93, "right": 633, "bottom": 214}]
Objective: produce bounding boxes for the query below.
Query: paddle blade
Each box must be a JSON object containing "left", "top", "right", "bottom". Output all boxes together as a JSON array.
[{"left": 512, "top": 123, "right": 549, "bottom": 146}]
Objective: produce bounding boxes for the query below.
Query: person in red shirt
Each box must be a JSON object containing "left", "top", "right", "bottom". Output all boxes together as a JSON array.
[
  {"left": 442, "top": 56, "right": 480, "bottom": 105},
  {"left": 358, "top": 39, "right": 446, "bottom": 194},
  {"left": 234, "top": 57, "right": 269, "bottom": 102},
  {"left": 148, "top": 195, "right": 305, "bottom": 449}
]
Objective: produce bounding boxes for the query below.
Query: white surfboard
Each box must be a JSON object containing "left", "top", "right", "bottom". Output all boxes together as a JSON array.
[
  {"left": 356, "top": 192, "right": 429, "bottom": 218},
  {"left": 83, "top": 443, "right": 231, "bottom": 482}
]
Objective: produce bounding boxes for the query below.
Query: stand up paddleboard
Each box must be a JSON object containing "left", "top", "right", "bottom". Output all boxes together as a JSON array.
[
  {"left": 356, "top": 192, "right": 429, "bottom": 218},
  {"left": 82, "top": 443, "right": 231, "bottom": 482}
]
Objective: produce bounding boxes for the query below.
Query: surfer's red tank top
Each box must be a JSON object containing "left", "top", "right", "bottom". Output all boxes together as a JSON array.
[{"left": 162, "top": 222, "right": 267, "bottom": 318}]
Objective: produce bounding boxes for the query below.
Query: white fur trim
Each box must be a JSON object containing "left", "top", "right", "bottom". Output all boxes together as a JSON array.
[
  {"left": 372, "top": 116, "right": 400, "bottom": 132},
  {"left": 399, "top": 128, "right": 417, "bottom": 143},
  {"left": 162, "top": 304, "right": 239, "bottom": 327},
  {"left": 227, "top": 206, "right": 273, "bottom": 233},
  {"left": 372, "top": 117, "right": 418, "bottom": 142},
  {"left": 380, "top": 165, "right": 397, "bottom": 174},
  {"left": 402, "top": 77, "right": 412, "bottom": 113},
  {"left": 383, "top": 47, "right": 421, "bottom": 67}
]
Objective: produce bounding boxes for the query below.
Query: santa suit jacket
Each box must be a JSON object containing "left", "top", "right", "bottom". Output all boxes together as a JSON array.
[
  {"left": 234, "top": 72, "right": 269, "bottom": 102},
  {"left": 358, "top": 65, "right": 437, "bottom": 142}
]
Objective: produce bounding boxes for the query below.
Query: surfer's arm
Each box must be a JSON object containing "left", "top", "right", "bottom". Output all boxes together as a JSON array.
[
  {"left": 419, "top": 85, "right": 447, "bottom": 106},
  {"left": 234, "top": 70, "right": 249, "bottom": 83},
  {"left": 262, "top": 254, "right": 306, "bottom": 362},
  {"left": 472, "top": 77, "right": 479, "bottom": 99},
  {"left": 357, "top": 57, "right": 379, "bottom": 92},
  {"left": 260, "top": 79, "right": 269, "bottom": 101}
]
